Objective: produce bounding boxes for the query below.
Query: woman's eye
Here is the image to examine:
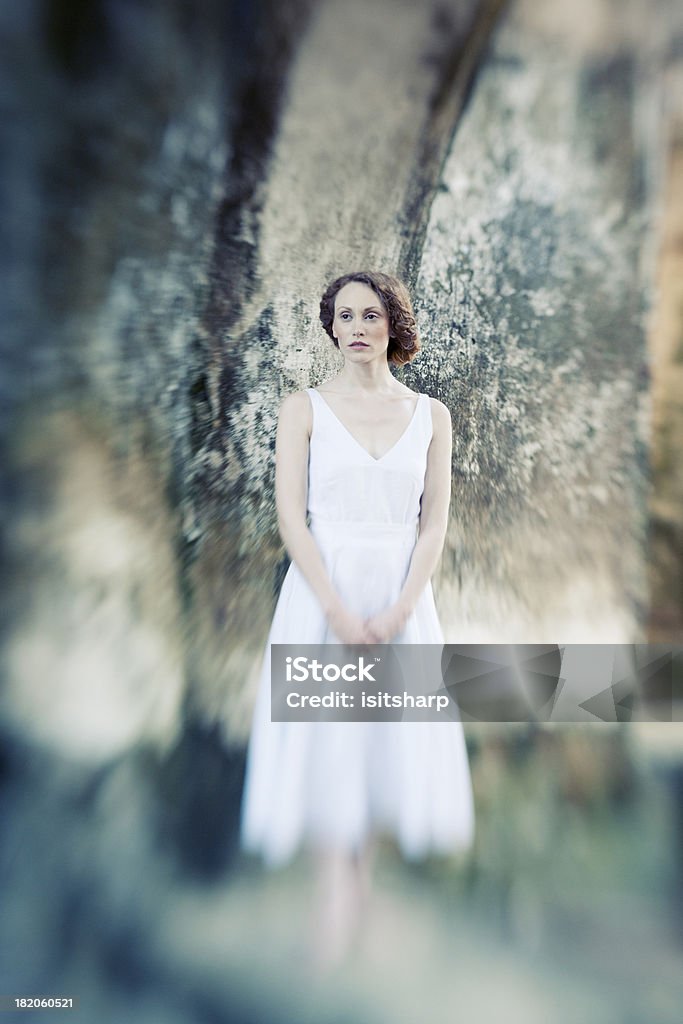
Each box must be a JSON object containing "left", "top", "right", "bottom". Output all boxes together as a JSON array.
[
  {"left": 365, "top": 313, "right": 377, "bottom": 319},
  {"left": 340, "top": 312, "right": 351, "bottom": 320}
]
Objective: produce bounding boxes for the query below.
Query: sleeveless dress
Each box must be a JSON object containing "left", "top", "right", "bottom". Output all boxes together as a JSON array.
[{"left": 240, "top": 387, "right": 475, "bottom": 867}]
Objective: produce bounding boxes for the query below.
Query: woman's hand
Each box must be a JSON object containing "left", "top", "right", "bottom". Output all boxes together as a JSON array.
[
  {"left": 364, "top": 602, "right": 410, "bottom": 644},
  {"left": 326, "top": 603, "right": 376, "bottom": 645}
]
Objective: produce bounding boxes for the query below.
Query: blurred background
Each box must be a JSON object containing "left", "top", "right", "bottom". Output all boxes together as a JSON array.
[{"left": 1, "top": 0, "right": 683, "bottom": 1020}]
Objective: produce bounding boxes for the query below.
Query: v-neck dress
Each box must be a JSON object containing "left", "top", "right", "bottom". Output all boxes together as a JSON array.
[{"left": 240, "top": 388, "right": 475, "bottom": 867}]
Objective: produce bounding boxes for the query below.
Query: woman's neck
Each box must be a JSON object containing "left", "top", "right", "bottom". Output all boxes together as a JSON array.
[{"left": 334, "top": 360, "right": 397, "bottom": 394}]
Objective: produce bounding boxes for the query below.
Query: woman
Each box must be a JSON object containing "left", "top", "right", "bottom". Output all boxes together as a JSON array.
[{"left": 240, "top": 270, "right": 475, "bottom": 964}]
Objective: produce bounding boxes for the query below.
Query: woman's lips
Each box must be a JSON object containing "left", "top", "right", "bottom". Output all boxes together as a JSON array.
[{"left": 349, "top": 341, "right": 368, "bottom": 348}]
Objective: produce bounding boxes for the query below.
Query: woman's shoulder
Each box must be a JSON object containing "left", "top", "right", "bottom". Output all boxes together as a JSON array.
[
  {"left": 402, "top": 385, "right": 449, "bottom": 420},
  {"left": 427, "top": 395, "right": 450, "bottom": 415},
  {"left": 278, "top": 389, "right": 313, "bottom": 430},
  {"left": 280, "top": 387, "right": 313, "bottom": 407},
  {"left": 427, "top": 396, "right": 452, "bottom": 430}
]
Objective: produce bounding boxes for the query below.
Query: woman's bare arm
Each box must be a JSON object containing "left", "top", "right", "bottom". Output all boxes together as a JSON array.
[
  {"left": 275, "top": 391, "right": 373, "bottom": 644},
  {"left": 365, "top": 398, "right": 452, "bottom": 642}
]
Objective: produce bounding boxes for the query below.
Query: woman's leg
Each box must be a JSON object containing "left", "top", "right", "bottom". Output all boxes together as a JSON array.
[
  {"left": 353, "top": 835, "right": 377, "bottom": 926},
  {"left": 311, "top": 837, "right": 376, "bottom": 968}
]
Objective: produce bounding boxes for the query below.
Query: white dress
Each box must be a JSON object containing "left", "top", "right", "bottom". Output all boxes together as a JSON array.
[{"left": 240, "top": 387, "right": 475, "bottom": 867}]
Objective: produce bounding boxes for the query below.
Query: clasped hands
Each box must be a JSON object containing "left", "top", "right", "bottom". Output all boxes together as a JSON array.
[{"left": 327, "top": 600, "right": 410, "bottom": 645}]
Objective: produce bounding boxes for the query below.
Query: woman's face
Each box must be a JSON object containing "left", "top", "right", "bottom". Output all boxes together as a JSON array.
[{"left": 332, "top": 281, "right": 391, "bottom": 363}]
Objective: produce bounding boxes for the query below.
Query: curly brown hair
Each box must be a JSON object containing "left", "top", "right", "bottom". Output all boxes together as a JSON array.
[{"left": 319, "top": 270, "right": 421, "bottom": 366}]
